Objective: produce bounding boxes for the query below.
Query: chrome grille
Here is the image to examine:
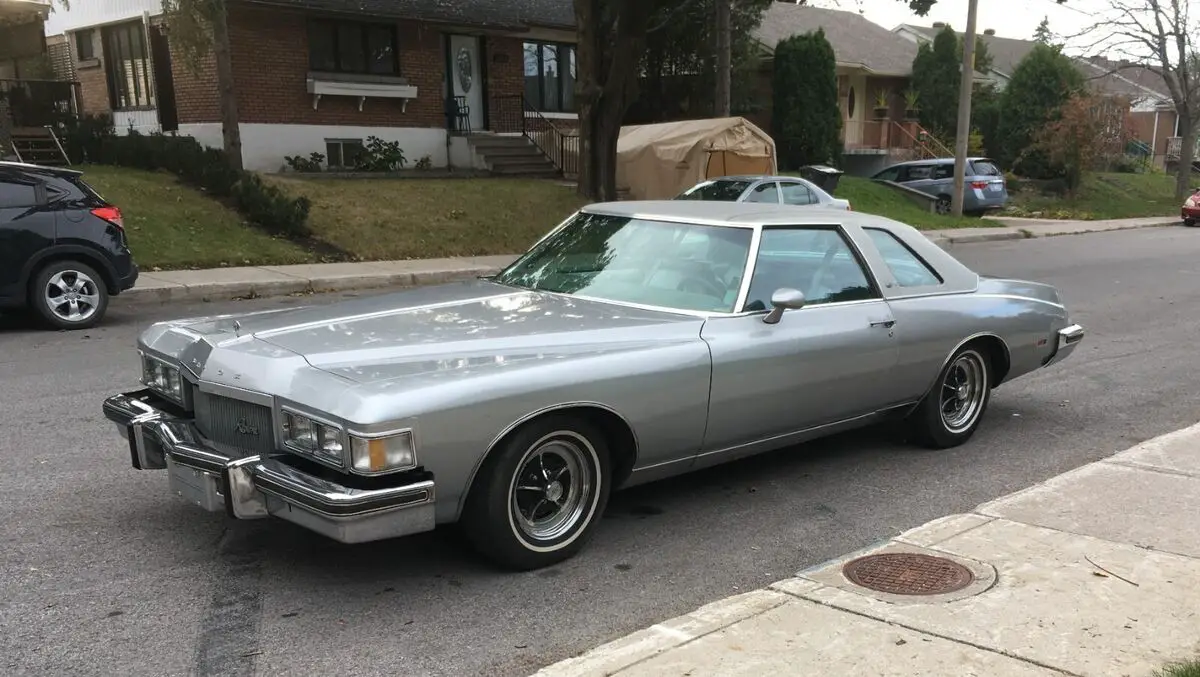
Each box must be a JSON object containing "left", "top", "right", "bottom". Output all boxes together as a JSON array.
[{"left": 193, "top": 391, "right": 275, "bottom": 457}]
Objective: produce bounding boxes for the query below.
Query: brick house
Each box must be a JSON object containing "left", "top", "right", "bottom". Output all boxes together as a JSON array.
[{"left": 45, "top": 0, "right": 579, "bottom": 172}]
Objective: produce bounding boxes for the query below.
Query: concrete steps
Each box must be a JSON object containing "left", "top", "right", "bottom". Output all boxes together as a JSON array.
[{"left": 467, "top": 134, "right": 560, "bottom": 178}]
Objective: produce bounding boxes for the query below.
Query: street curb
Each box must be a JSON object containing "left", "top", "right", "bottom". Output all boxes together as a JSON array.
[
  {"left": 528, "top": 589, "right": 792, "bottom": 677},
  {"left": 933, "top": 218, "right": 1179, "bottom": 248}
]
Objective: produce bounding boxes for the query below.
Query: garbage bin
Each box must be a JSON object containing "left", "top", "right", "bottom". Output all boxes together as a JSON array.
[{"left": 798, "top": 164, "right": 845, "bottom": 192}]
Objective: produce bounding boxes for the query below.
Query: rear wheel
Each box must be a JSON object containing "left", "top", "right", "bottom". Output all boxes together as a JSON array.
[
  {"left": 909, "top": 345, "right": 992, "bottom": 449},
  {"left": 29, "top": 260, "right": 109, "bottom": 330},
  {"left": 935, "top": 196, "right": 952, "bottom": 215},
  {"left": 462, "top": 414, "right": 611, "bottom": 570},
  {"left": 1185, "top": 218, "right": 1196, "bottom": 227}
]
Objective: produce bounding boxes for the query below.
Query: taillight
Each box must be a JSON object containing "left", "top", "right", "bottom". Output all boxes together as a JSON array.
[
  {"left": 91, "top": 206, "right": 124, "bottom": 230},
  {"left": 970, "top": 181, "right": 988, "bottom": 189}
]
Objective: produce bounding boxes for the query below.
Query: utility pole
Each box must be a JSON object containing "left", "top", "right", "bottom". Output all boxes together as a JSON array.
[
  {"left": 715, "top": 0, "right": 731, "bottom": 116},
  {"left": 950, "top": 0, "right": 979, "bottom": 217}
]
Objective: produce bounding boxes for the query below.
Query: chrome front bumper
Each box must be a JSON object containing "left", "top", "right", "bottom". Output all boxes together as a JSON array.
[
  {"left": 102, "top": 389, "right": 436, "bottom": 544},
  {"left": 1044, "top": 323, "right": 1085, "bottom": 367}
]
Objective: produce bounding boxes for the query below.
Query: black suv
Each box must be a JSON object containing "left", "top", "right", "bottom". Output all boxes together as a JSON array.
[{"left": 0, "top": 161, "right": 138, "bottom": 330}]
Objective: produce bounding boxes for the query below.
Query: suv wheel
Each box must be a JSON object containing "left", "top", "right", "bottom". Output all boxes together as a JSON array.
[{"left": 30, "top": 260, "right": 109, "bottom": 330}]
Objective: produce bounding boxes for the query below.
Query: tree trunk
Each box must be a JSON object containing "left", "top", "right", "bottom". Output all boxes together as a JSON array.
[
  {"left": 1175, "top": 113, "right": 1195, "bottom": 202},
  {"left": 211, "top": 1, "right": 243, "bottom": 172},
  {"left": 574, "top": 0, "right": 601, "bottom": 199},
  {"left": 714, "top": 0, "right": 731, "bottom": 117}
]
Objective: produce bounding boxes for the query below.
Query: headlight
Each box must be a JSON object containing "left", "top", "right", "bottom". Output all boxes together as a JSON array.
[
  {"left": 282, "top": 411, "right": 344, "bottom": 465},
  {"left": 142, "top": 354, "right": 183, "bottom": 401},
  {"left": 350, "top": 432, "right": 417, "bottom": 474}
]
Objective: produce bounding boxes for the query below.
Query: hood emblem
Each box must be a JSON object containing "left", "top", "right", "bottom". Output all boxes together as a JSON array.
[{"left": 235, "top": 418, "right": 261, "bottom": 436}]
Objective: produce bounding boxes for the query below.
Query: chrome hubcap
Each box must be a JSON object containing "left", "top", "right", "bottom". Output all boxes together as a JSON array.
[
  {"left": 511, "top": 434, "right": 593, "bottom": 543},
  {"left": 940, "top": 351, "right": 986, "bottom": 433},
  {"left": 44, "top": 270, "right": 101, "bottom": 322}
]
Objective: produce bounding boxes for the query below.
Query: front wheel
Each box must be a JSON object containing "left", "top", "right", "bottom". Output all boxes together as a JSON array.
[
  {"left": 462, "top": 414, "right": 611, "bottom": 570},
  {"left": 30, "top": 260, "right": 109, "bottom": 330},
  {"left": 1185, "top": 218, "right": 1196, "bottom": 227},
  {"left": 909, "top": 346, "right": 992, "bottom": 449}
]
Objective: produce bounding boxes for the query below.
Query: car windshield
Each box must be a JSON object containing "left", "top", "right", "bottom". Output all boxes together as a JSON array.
[
  {"left": 676, "top": 179, "right": 754, "bottom": 201},
  {"left": 492, "top": 212, "right": 754, "bottom": 313}
]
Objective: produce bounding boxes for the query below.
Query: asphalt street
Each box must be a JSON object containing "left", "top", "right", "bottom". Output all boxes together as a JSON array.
[{"left": 3, "top": 226, "right": 1199, "bottom": 677}]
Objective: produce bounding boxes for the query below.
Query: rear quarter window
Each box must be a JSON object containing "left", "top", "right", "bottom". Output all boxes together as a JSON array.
[{"left": 971, "top": 160, "right": 1002, "bottom": 176}]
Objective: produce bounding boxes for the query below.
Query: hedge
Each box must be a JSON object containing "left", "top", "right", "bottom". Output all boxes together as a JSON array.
[{"left": 63, "top": 115, "right": 311, "bottom": 238}]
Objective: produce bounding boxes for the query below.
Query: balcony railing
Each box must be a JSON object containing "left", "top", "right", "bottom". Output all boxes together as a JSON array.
[
  {"left": 0, "top": 78, "right": 80, "bottom": 129},
  {"left": 841, "top": 119, "right": 953, "bottom": 160}
]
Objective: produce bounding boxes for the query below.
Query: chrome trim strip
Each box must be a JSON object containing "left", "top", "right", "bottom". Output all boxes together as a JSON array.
[
  {"left": 693, "top": 409, "right": 884, "bottom": 461},
  {"left": 196, "top": 380, "right": 275, "bottom": 408},
  {"left": 922, "top": 331, "right": 1012, "bottom": 393},
  {"left": 733, "top": 225, "right": 763, "bottom": 313}
]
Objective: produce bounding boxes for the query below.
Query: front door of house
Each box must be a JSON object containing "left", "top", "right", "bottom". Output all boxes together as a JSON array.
[{"left": 447, "top": 35, "right": 485, "bottom": 132}]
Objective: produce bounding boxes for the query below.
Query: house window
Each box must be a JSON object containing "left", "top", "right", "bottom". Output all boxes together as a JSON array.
[
  {"left": 75, "top": 29, "right": 95, "bottom": 60},
  {"left": 308, "top": 19, "right": 398, "bottom": 75},
  {"left": 325, "top": 139, "right": 364, "bottom": 169},
  {"left": 101, "top": 21, "right": 154, "bottom": 109},
  {"left": 523, "top": 40, "right": 576, "bottom": 112}
]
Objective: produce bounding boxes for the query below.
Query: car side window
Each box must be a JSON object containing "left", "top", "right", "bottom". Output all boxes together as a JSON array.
[
  {"left": 932, "top": 164, "right": 954, "bottom": 180},
  {"left": 0, "top": 176, "right": 40, "bottom": 209},
  {"left": 742, "top": 227, "right": 877, "bottom": 311},
  {"left": 874, "top": 167, "right": 901, "bottom": 182},
  {"left": 779, "top": 182, "right": 816, "bottom": 206},
  {"left": 865, "top": 228, "right": 943, "bottom": 288},
  {"left": 744, "top": 182, "right": 780, "bottom": 203},
  {"left": 904, "top": 165, "right": 933, "bottom": 181}
]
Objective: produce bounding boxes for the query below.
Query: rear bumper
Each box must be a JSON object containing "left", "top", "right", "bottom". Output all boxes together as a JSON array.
[
  {"left": 102, "top": 389, "right": 436, "bottom": 544},
  {"left": 1044, "top": 324, "right": 1085, "bottom": 367}
]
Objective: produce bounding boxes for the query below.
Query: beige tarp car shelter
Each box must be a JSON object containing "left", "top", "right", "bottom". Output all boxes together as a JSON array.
[{"left": 616, "top": 116, "right": 777, "bottom": 200}]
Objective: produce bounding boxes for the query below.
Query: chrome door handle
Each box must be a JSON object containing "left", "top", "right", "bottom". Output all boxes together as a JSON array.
[{"left": 870, "top": 319, "right": 896, "bottom": 328}]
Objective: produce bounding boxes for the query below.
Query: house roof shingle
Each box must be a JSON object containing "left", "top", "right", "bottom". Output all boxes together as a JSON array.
[
  {"left": 242, "top": 0, "right": 574, "bottom": 30},
  {"left": 753, "top": 3, "right": 918, "bottom": 76}
]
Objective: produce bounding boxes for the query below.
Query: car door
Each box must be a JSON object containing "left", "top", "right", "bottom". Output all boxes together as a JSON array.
[
  {"left": 0, "top": 170, "right": 55, "bottom": 303},
  {"left": 930, "top": 162, "right": 955, "bottom": 196},
  {"left": 696, "top": 225, "right": 900, "bottom": 467},
  {"left": 898, "top": 163, "right": 936, "bottom": 194}
]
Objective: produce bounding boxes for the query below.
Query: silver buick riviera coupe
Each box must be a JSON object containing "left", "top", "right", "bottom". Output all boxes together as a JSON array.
[{"left": 103, "top": 201, "right": 1084, "bottom": 570}]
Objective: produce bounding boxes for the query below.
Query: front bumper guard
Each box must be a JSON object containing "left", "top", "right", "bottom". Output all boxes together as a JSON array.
[
  {"left": 102, "top": 390, "right": 436, "bottom": 544},
  {"left": 1044, "top": 323, "right": 1085, "bottom": 367}
]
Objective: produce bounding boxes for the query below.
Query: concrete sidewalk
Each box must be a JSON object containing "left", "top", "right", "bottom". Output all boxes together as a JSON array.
[
  {"left": 532, "top": 422, "right": 1200, "bottom": 677},
  {"left": 122, "top": 216, "right": 1181, "bottom": 305}
]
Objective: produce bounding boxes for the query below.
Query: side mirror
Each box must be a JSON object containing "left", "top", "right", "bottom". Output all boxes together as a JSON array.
[{"left": 763, "top": 288, "right": 806, "bottom": 324}]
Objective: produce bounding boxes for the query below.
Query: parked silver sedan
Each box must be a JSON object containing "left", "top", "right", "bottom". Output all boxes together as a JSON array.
[
  {"left": 676, "top": 175, "right": 852, "bottom": 210},
  {"left": 102, "top": 202, "right": 1083, "bottom": 570}
]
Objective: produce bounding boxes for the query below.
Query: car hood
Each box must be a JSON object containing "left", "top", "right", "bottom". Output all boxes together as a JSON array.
[
  {"left": 249, "top": 280, "right": 705, "bottom": 386},
  {"left": 137, "top": 280, "right": 706, "bottom": 420}
]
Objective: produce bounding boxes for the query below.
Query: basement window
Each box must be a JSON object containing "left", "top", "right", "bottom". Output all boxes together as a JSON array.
[{"left": 325, "top": 139, "right": 365, "bottom": 170}]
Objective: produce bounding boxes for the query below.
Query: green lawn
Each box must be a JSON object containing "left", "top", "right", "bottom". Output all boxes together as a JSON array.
[
  {"left": 1004, "top": 171, "right": 1183, "bottom": 220},
  {"left": 1155, "top": 659, "right": 1200, "bottom": 677},
  {"left": 266, "top": 176, "right": 588, "bottom": 261},
  {"left": 830, "top": 176, "right": 991, "bottom": 230},
  {"left": 80, "top": 165, "right": 315, "bottom": 270}
]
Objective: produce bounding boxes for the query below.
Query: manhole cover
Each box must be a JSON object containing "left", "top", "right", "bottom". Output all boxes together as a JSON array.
[{"left": 842, "top": 553, "right": 975, "bottom": 596}]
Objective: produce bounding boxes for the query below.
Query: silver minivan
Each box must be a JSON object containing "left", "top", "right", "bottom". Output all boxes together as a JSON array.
[{"left": 872, "top": 157, "right": 1008, "bottom": 215}]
